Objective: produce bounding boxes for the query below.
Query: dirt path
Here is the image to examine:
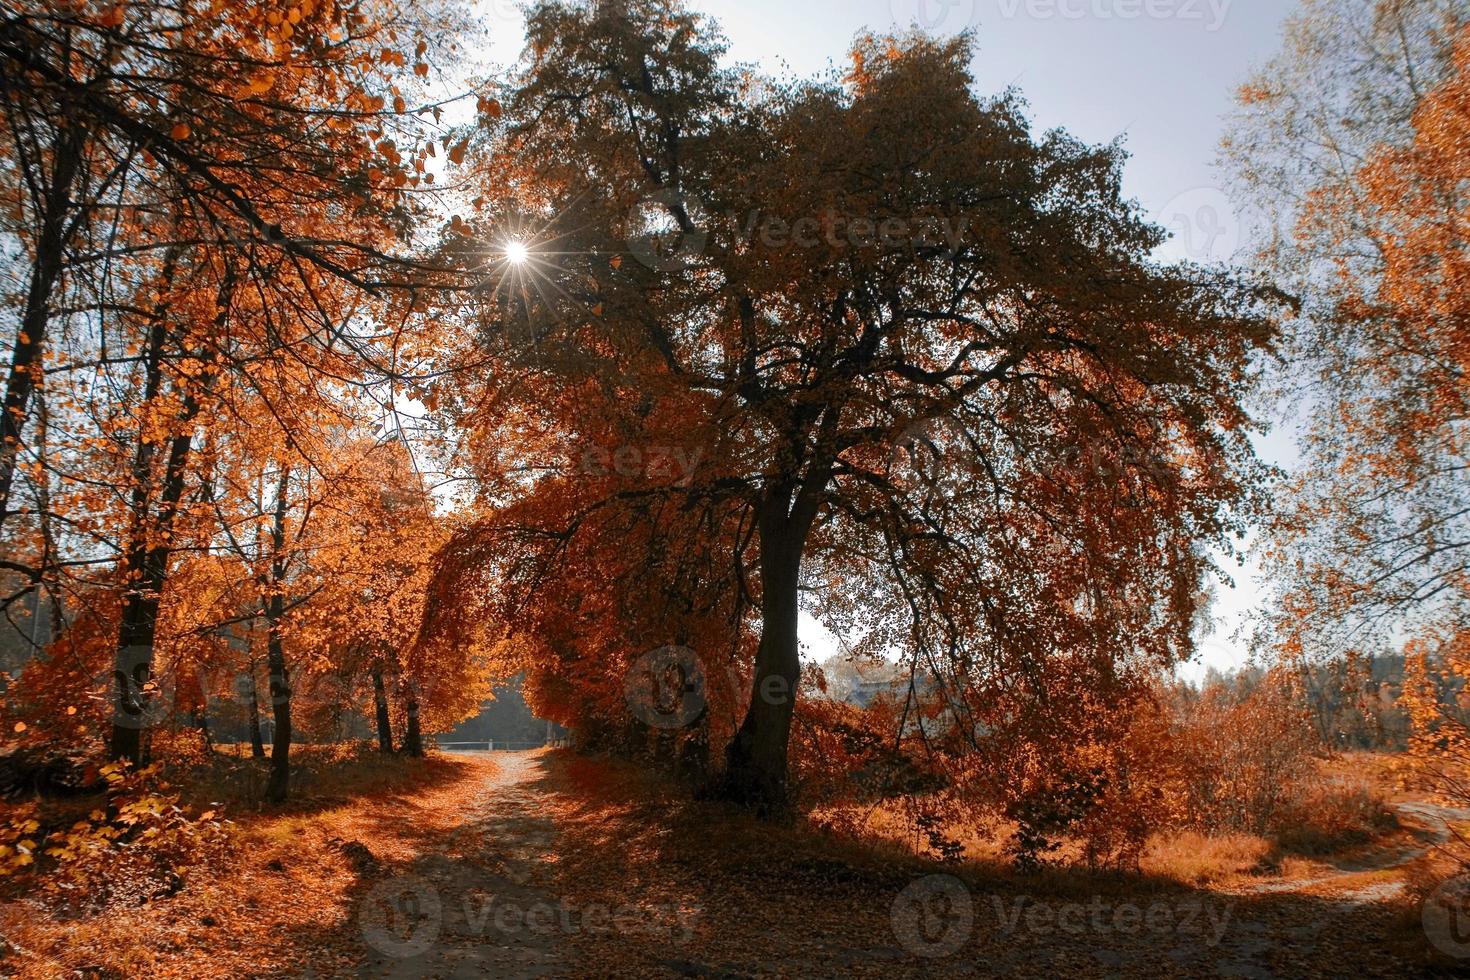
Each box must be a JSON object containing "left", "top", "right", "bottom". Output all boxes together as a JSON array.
[
  {"left": 1245, "top": 801, "right": 1470, "bottom": 903},
  {"left": 356, "top": 752, "right": 565, "bottom": 979},
  {"left": 337, "top": 754, "right": 1456, "bottom": 979}
]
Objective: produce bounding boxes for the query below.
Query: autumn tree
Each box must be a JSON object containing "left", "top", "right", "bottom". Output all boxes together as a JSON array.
[
  {"left": 429, "top": 1, "right": 1277, "bottom": 811},
  {"left": 1226, "top": 0, "right": 1466, "bottom": 651},
  {"left": 0, "top": 0, "right": 483, "bottom": 764},
  {"left": 1235, "top": 8, "right": 1470, "bottom": 809},
  {"left": 0, "top": 0, "right": 462, "bottom": 528}
]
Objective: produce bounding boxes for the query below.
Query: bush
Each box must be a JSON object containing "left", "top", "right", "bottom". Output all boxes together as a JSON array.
[{"left": 2, "top": 762, "right": 232, "bottom": 911}]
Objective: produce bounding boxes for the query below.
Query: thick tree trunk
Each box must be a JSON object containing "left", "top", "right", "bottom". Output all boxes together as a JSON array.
[
  {"left": 0, "top": 122, "right": 84, "bottom": 526},
  {"left": 721, "top": 500, "right": 808, "bottom": 813},
  {"left": 264, "top": 467, "right": 292, "bottom": 803},
  {"left": 372, "top": 667, "right": 393, "bottom": 753}
]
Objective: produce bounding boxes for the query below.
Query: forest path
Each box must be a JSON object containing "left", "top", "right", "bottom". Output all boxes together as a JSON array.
[
  {"left": 355, "top": 751, "right": 566, "bottom": 980},
  {"left": 1244, "top": 801, "right": 1470, "bottom": 904},
  {"left": 332, "top": 752, "right": 1462, "bottom": 979}
]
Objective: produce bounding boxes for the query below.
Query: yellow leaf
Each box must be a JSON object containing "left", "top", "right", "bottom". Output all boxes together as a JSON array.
[{"left": 11, "top": 722, "right": 24, "bottom": 734}]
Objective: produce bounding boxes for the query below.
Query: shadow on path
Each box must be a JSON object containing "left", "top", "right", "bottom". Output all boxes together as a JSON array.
[{"left": 352, "top": 752, "right": 564, "bottom": 979}]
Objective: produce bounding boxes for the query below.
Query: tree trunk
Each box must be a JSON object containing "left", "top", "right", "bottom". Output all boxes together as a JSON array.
[
  {"left": 107, "top": 247, "right": 220, "bottom": 764},
  {"left": 403, "top": 693, "right": 423, "bottom": 757},
  {"left": 721, "top": 498, "right": 809, "bottom": 813},
  {"left": 247, "top": 668, "right": 266, "bottom": 759},
  {"left": 0, "top": 121, "right": 85, "bottom": 527},
  {"left": 107, "top": 422, "right": 197, "bottom": 763},
  {"left": 264, "top": 622, "right": 291, "bottom": 801},
  {"left": 264, "top": 467, "right": 292, "bottom": 803},
  {"left": 372, "top": 667, "right": 393, "bottom": 753},
  {"left": 195, "top": 704, "right": 213, "bottom": 753}
]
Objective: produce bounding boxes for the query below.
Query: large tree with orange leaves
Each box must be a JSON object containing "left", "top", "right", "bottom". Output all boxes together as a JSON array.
[{"left": 428, "top": 0, "right": 1277, "bottom": 811}]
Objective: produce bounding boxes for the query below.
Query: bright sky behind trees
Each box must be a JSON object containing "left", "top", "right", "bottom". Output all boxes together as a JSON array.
[{"left": 471, "top": 0, "right": 1300, "bottom": 677}]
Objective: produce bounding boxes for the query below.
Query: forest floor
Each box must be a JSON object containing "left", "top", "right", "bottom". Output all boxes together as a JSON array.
[{"left": 2, "top": 748, "right": 1466, "bottom": 978}]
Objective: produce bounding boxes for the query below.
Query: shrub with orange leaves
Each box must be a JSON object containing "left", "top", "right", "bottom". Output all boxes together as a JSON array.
[{"left": 2, "top": 762, "right": 232, "bottom": 912}]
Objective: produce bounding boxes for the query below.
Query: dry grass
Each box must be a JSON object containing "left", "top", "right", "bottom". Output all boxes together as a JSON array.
[{"left": 1140, "top": 831, "right": 1273, "bottom": 885}]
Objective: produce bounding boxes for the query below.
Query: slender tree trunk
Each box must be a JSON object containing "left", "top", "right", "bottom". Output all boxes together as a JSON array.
[
  {"left": 107, "top": 417, "right": 198, "bottom": 762},
  {"left": 372, "top": 666, "right": 393, "bottom": 753},
  {"left": 195, "top": 703, "right": 212, "bottom": 753},
  {"left": 721, "top": 496, "right": 810, "bottom": 813},
  {"left": 403, "top": 692, "right": 423, "bottom": 757},
  {"left": 107, "top": 250, "right": 224, "bottom": 763},
  {"left": 247, "top": 667, "right": 266, "bottom": 759},
  {"left": 264, "top": 620, "right": 291, "bottom": 801},
  {"left": 0, "top": 121, "right": 85, "bottom": 527},
  {"left": 263, "top": 466, "right": 292, "bottom": 803}
]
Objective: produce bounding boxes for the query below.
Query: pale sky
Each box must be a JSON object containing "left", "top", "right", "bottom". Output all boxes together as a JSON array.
[{"left": 471, "top": 0, "right": 1303, "bottom": 678}]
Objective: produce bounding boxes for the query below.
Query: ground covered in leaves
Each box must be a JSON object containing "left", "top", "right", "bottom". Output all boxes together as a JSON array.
[{"left": 1, "top": 748, "right": 1465, "bottom": 978}]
